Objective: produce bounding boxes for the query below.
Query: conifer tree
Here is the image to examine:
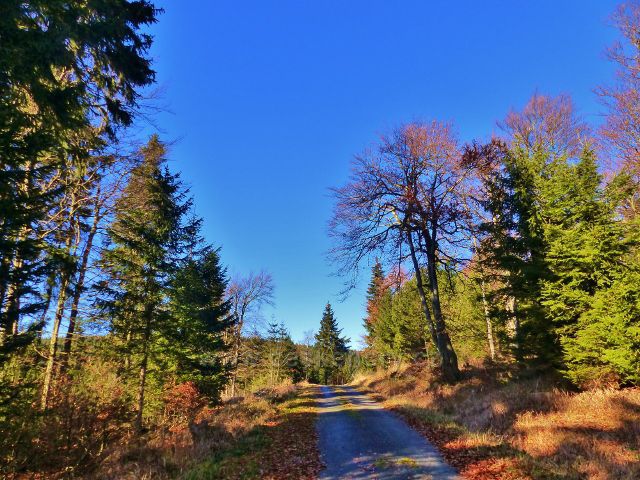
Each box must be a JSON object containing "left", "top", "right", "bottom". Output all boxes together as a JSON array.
[
  {"left": 563, "top": 269, "right": 640, "bottom": 385},
  {"left": 0, "top": 1, "right": 158, "bottom": 359},
  {"left": 366, "top": 261, "right": 385, "bottom": 310},
  {"left": 540, "top": 149, "right": 638, "bottom": 384},
  {"left": 363, "top": 260, "right": 385, "bottom": 346},
  {"left": 99, "top": 135, "right": 198, "bottom": 432},
  {"left": 166, "top": 248, "right": 232, "bottom": 400},
  {"left": 479, "top": 146, "right": 551, "bottom": 363},
  {"left": 314, "top": 303, "right": 349, "bottom": 384}
]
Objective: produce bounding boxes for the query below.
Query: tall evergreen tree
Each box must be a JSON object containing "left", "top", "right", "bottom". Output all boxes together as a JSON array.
[
  {"left": 540, "top": 149, "right": 638, "bottom": 384},
  {"left": 166, "top": 248, "right": 232, "bottom": 400},
  {"left": 363, "top": 260, "right": 385, "bottom": 345},
  {"left": 99, "top": 135, "right": 198, "bottom": 432},
  {"left": 0, "top": 1, "right": 159, "bottom": 359},
  {"left": 479, "top": 146, "right": 554, "bottom": 364},
  {"left": 314, "top": 303, "right": 349, "bottom": 384},
  {"left": 540, "top": 150, "right": 623, "bottom": 332}
]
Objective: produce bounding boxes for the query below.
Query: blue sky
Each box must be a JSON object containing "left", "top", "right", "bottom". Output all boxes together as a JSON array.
[{"left": 145, "top": 0, "right": 619, "bottom": 345}]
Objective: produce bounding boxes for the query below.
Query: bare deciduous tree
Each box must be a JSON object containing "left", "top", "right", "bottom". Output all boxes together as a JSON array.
[
  {"left": 330, "top": 121, "right": 476, "bottom": 382},
  {"left": 598, "top": 3, "right": 640, "bottom": 219},
  {"left": 225, "top": 271, "right": 274, "bottom": 395},
  {"left": 499, "top": 93, "right": 590, "bottom": 159}
]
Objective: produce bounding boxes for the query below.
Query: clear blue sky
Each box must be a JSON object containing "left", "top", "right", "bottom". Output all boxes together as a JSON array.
[{"left": 145, "top": 0, "right": 619, "bottom": 345}]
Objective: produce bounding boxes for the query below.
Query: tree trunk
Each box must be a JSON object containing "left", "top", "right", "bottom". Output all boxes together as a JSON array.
[
  {"left": 135, "top": 346, "right": 149, "bottom": 434},
  {"left": 408, "top": 229, "right": 460, "bottom": 382},
  {"left": 424, "top": 249, "right": 460, "bottom": 382},
  {"left": 406, "top": 231, "right": 438, "bottom": 346},
  {"left": 505, "top": 295, "right": 520, "bottom": 359},
  {"left": 0, "top": 247, "right": 11, "bottom": 317},
  {"left": 41, "top": 273, "right": 70, "bottom": 410},
  {"left": 230, "top": 337, "right": 240, "bottom": 396},
  {"left": 480, "top": 274, "right": 496, "bottom": 360},
  {"left": 473, "top": 237, "right": 496, "bottom": 360},
  {"left": 229, "top": 319, "right": 243, "bottom": 397},
  {"left": 0, "top": 161, "right": 33, "bottom": 343},
  {"left": 135, "top": 313, "right": 152, "bottom": 434},
  {"left": 124, "top": 328, "right": 132, "bottom": 371},
  {"left": 61, "top": 199, "right": 101, "bottom": 368},
  {"left": 5, "top": 254, "right": 24, "bottom": 338}
]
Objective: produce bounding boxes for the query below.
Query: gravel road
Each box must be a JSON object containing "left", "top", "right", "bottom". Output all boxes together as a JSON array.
[{"left": 316, "top": 385, "right": 459, "bottom": 479}]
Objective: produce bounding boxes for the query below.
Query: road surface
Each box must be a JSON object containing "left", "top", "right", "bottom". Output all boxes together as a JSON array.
[{"left": 316, "top": 385, "right": 459, "bottom": 479}]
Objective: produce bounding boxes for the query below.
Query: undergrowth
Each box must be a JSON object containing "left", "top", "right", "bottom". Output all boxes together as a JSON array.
[{"left": 353, "top": 361, "right": 640, "bottom": 480}]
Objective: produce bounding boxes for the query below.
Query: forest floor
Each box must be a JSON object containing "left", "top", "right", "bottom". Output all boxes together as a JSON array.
[
  {"left": 25, "top": 370, "right": 639, "bottom": 479},
  {"left": 352, "top": 362, "right": 640, "bottom": 480}
]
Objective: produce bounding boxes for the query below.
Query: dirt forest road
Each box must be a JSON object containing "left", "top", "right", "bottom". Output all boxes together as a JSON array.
[{"left": 316, "top": 385, "right": 459, "bottom": 480}]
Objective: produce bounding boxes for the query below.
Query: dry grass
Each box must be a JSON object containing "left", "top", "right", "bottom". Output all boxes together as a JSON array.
[
  {"left": 353, "top": 362, "right": 640, "bottom": 480},
  {"left": 93, "top": 383, "right": 321, "bottom": 480},
  {"left": 182, "top": 383, "right": 322, "bottom": 480}
]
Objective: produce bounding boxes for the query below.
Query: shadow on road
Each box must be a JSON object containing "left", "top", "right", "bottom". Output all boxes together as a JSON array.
[{"left": 315, "top": 385, "right": 460, "bottom": 480}]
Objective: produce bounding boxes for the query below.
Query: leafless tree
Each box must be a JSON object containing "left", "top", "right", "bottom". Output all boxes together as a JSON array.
[
  {"left": 330, "top": 121, "right": 477, "bottom": 382},
  {"left": 597, "top": 3, "right": 640, "bottom": 219},
  {"left": 499, "top": 93, "right": 590, "bottom": 159},
  {"left": 225, "top": 271, "right": 274, "bottom": 395}
]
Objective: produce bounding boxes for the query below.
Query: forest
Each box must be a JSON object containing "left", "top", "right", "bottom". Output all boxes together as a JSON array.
[{"left": 1, "top": 1, "right": 639, "bottom": 479}]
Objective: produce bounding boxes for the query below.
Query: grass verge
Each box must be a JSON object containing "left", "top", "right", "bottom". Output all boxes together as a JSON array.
[
  {"left": 182, "top": 385, "right": 322, "bottom": 480},
  {"left": 353, "top": 362, "right": 640, "bottom": 480}
]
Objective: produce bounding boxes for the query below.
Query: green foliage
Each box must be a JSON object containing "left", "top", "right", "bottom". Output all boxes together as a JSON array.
[
  {"left": 478, "top": 136, "right": 640, "bottom": 382},
  {"left": 480, "top": 145, "right": 556, "bottom": 364},
  {"left": 314, "top": 303, "right": 349, "bottom": 384},
  {"left": 231, "top": 325, "right": 305, "bottom": 391},
  {"left": 262, "top": 322, "right": 304, "bottom": 385},
  {"left": 364, "top": 270, "right": 490, "bottom": 368},
  {"left": 438, "top": 272, "right": 491, "bottom": 363},
  {"left": 363, "top": 260, "right": 385, "bottom": 343},
  {"left": 0, "top": 0, "right": 159, "bottom": 358},
  {"left": 562, "top": 269, "right": 640, "bottom": 385},
  {"left": 98, "top": 135, "right": 202, "bottom": 428},
  {"left": 166, "top": 248, "right": 232, "bottom": 400},
  {"left": 367, "top": 278, "right": 428, "bottom": 365}
]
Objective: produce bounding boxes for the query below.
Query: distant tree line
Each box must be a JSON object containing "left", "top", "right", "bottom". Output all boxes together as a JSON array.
[{"left": 228, "top": 301, "right": 358, "bottom": 390}]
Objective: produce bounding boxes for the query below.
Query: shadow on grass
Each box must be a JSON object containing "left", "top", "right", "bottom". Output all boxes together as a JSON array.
[
  {"left": 355, "top": 363, "right": 640, "bottom": 480},
  {"left": 390, "top": 403, "right": 577, "bottom": 480},
  {"left": 183, "top": 387, "right": 323, "bottom": 480}
]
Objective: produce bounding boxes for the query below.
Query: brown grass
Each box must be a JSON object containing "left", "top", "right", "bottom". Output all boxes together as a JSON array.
[
  {"left": 93, "top": 383, "right": 321, "bottom": 480},
  {"left": 353, "top": 362, "right": 640, "bottom": 480}
]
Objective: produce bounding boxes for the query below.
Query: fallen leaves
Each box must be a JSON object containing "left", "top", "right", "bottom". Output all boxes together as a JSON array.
[{"left": 184, "top": 385, "right": 323, "bottom": 480}]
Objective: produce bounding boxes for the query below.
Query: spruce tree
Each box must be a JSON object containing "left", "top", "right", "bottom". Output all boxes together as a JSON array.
[
  {"left": 166, "top": 248, "right": 232, "bottom": 400},
  {"left": 314, "top": 303, "right": 349, "bottom": 384},
  {"left": 563, "top": 269, "right": 640, "bottom": 385},
  {"left": 99, "top": 135, "right": 197, "bottom": 432},
  {"left": 366, "top": 261, "right": 385, "bottom": 306},
  {"left": 480, "top": 146, "right": 557, "bottom": 365},
  {"left": 363, "top": 260, "right": 385, "bottom": 347},
  {"left": 540, "top": 149, "right": 638, "bottom": 384},
  {"left": 0, "top": 1, "right": 158, "bottom": 359},
  {"left": 541, "top": 150, "right": 623, "bottom": 332}
]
